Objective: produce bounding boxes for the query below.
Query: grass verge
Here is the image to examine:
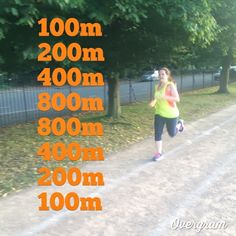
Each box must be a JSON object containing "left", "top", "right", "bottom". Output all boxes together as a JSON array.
[{"left": 0, "top": 83, "right": 236, "bottom": 197}]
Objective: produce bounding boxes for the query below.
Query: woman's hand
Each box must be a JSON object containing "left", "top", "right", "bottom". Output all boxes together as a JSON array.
[{"left": 149, "top": 99, "right": 156, "bottom": 107}]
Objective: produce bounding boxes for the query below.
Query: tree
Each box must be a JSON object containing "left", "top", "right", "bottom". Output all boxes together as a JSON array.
[
  {"left": 0, "top": 0, "right": 86, "bottom": 75},
  {"left": 0, "top": 0, "right": 222, "bottom": 118},
  {"left": 97, "top": 0, "right": 219, "bottom": 118},
  {"left": 212, "top": 0, "right": 236, "bottom": 93}
]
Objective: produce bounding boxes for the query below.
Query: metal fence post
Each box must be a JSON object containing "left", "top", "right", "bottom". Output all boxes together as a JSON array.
[
  {"left": 104, "top": 80, "right": 107, "bottom": 112},
  {"left": 22, "top": 83, "right": 28, "bottom": 122},
  {"left": 192, "top": 69, "right": 195, "bottom": 90},
  {"left": 69, "top": 85, "right": 73, "bottom": 116},
  {"left": 202, "top": 70, "right": 205, "bottom": 88},
  {"left": 150, "top": 80, "right": 153, "bottom": 100},
  {"left": 129, "top": 78, "right": 132, "bottom": 103},
  {"left": 211, "top": 71, "right": 214, "bottom": 86}
]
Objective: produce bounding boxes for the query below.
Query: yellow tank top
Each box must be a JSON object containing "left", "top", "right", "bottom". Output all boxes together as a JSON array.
[{"left": 154, "top": 81, "right": 179, "bottom": 118}]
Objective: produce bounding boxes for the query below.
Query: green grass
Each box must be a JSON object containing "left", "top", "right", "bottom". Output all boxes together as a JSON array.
[
  {"left": 180, "top": 85, "right": 236, "bottom": 121},
  {"left": 0, "top": 83, "right": 236, "bottom": 197}
]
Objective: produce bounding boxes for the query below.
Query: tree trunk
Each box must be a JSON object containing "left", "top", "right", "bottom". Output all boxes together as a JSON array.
[
  {"left": 217, "top": 54, "right": 231, "bottom": 93},
  {"left": 107, "top": 73, "right": 121, "bottom": 119}
]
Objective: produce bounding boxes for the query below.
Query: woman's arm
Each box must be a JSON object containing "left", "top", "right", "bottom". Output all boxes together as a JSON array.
[
  {"left": 163, "top": 84, "right": 180, "bottom": 102},
  {"left": 149, "top": 99, "right": 157, "bottom": 107}
]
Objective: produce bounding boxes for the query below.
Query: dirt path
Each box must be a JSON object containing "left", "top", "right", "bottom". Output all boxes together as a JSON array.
[{"left": 0, "top": 105, "right": 236, "bottom": 236}]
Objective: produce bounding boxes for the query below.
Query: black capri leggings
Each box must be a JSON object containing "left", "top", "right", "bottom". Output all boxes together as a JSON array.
[{"left": 154, "top": 114, "right": 178, "bottom": 141}]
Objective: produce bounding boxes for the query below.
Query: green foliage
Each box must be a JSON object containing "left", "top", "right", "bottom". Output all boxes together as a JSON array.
[
  {"left": 214, "top": 0, "right": 236, "bottom": 58},
  {"left": 144, "top": 0, "right": 220, "bottom": 47},
  {"left": 1, "top": 0, "right": 234, "bottom": 77}
]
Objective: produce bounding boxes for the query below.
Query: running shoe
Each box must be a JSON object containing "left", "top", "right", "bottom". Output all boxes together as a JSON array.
[
  {"left": 177, "top": 119, "right": 184, "bottom": 132},
  {"left": 152, "top": 152, "right": 162, "bottom": 161}
]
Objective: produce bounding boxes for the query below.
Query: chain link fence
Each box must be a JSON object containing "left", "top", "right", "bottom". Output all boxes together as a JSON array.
[{"left": 0, "top": 69, "right": 219, "bottom": 127}]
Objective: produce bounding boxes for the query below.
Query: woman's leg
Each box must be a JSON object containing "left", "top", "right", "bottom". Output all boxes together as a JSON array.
[
  {"left": 166, "top": 117, "right": 178, "bottom": 137},
  {"left": 155, "top": 140, "right": 163, "bottom": 155},
  {"left": 154, "top": 115, "right": 165, "bottom": 155}
]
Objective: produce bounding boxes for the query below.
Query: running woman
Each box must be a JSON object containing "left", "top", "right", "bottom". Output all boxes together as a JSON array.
[{"left": 149, "top": 67, "right": 184, "bottom": 161}]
